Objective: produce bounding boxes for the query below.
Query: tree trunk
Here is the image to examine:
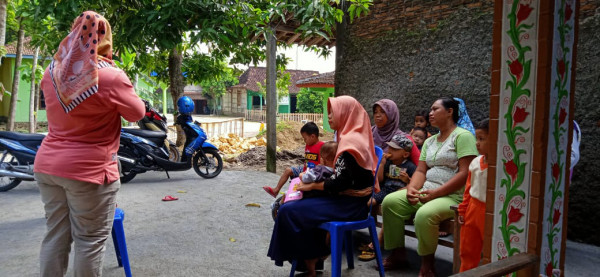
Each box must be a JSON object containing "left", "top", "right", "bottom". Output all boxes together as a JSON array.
[
  {"left": 266, "top": 30, "right": 277, "bottom": 173},
  {"left": 28, "top": 46, "right": 39, "bottom": 133},
  {"left": 0, "top": 0, "right": 7, "bottom": 46},
  {"left": 7, "top": 19, "right": 24, "bottom": 131},
  {"left": 168, "top": 46, "right": 185, "bottom": 147}
]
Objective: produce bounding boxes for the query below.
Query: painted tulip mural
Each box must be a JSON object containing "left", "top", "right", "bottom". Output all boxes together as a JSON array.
[
  {"left": 541, "top": 0, "right": 575, "bottom": 276},
  {"left": 494, "top": 0, "right": 537, "bottom": 267}
]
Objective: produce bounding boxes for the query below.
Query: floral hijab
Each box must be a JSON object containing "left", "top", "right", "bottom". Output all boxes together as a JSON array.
[
  {"left": 371, "top": 99, "right": 405, "bottom": 151},
  {"left": 328, "top": 96, "right": 379, "bottom": 192},
  {"left": 454, "top": 97, "right": 475, "bottom": 135},
  {"left": 50, "top": 11, "right": 114, "bottom": 113}
]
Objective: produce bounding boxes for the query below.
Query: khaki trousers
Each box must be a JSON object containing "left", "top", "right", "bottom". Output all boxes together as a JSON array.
[{"left": 36, "top": 172, "right": 120, "bottom": 277}]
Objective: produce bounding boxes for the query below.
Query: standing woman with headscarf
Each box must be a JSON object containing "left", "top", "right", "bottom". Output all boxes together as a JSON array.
[
  {"left": 35, "top": 11, "right": 145, "bottom": 276},
  {"left": 372, "top": 99, "right": 420, "bottom": 165},
  {"left": 268, "top": 96, "right": 378, "bottom": 277}
]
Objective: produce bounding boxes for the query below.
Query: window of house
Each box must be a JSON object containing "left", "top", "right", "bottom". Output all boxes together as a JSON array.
[{"left": 237, "top": 92, "right": 242, "bottom": 107}]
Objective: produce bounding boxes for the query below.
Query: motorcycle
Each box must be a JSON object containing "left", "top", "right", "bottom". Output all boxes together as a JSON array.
[
  {"left": 0, "top": 131, "right": 45, "bottom": 192},
  {"left": 118, "top": 113, "right": 223, "bottom": 183},
  {"left": 136, "top": 102, "right": 180, "bottom": 162}
]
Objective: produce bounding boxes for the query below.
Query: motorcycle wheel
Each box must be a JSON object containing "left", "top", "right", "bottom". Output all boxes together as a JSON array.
[
  {"left": 193, "top": 148, "right": 223, "bottom": 179},
  {"left": 0, "top": 152, "right": 23, "bottom": 192},
  {"left": 168, "top": 143, "right": 180, "bottom": 162},
  {"left": 118, "top": 146, "right": 138, "bottom": 184}
]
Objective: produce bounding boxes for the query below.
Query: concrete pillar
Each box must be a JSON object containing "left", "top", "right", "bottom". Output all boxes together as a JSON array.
[{"left": 485, "top": 1, "right": 578, "bottom": 276}]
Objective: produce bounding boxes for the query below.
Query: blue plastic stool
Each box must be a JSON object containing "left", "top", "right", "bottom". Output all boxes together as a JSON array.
[
  {"left": 112, "top": 207, "right": 132, "bottom": 277},
  {"left": 290, "top": 146, "right": 385, "bottom": 277}
]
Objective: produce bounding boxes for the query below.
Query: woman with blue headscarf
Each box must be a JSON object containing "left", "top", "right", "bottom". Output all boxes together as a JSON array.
[{"left": 380, "top": 97, "right": 477, "bottom": 276}]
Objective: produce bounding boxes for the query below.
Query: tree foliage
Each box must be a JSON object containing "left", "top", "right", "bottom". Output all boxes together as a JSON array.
[{"left": 296, "top": 88, "right": 323, "bottom": 113}]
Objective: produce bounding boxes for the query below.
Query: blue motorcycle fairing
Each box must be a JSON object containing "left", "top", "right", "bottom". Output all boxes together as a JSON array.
[
  {"left": 183, "top": 121, "right": 208, "bottom": 157},
  {"left": 120, "top": 130, "right": 158, "bottom": 148},
  {"left": 0, "top": 138, "right": 37, "bottom": 155},
  {"left": 201, "top": 141, "right": 218, "bottom": 150}
]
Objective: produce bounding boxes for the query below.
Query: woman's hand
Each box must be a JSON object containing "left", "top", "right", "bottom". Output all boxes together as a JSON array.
[
  {"left": 340, "top": 187, "right": 372, "bottom": 197},
  {"left": 296, "top": 182, "right": 314, "bottom": 192},
  {"left": 406, "top": 186, "right": 420, "bottom": 205},
  {"left": 418, "top": 188, "right": 439, "bottom": 204},
  {"left": 458, "top": 215, "right": 465, "bottom": 225}
]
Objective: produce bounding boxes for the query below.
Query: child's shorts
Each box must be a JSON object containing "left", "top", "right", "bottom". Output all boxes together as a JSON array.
[
  {"left": 373, "top": 183, "right": 406, "bottom": 204},
  {"left": 290, "top": 165, "right": 303, "bottom": 177}
]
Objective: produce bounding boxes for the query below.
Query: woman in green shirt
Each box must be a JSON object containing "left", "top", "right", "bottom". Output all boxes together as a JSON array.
[{"left": 381, "top": 97, "right": 478, "bottom": 276}]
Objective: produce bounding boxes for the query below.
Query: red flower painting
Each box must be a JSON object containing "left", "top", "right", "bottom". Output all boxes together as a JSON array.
[
  {"left": 516, "top": 4, "right": 533, "bottom": 26},
  {"left": 508, "top": 205, "right": 524, "bottom": 226},
  {"left": 565, "top": 4, "right": 573, "bottom": 22},
  {"left": 504, "top": 160, "right": 518, "bottom": 182},
  {"left": 552, "top": 163, "right": 560, "bottom": 182},
  {"left": 546, "top": 263, "right": 553, "bottom": 277},
  {"left": 559, "top": 108, "right": 567, "bottom": 125},
  {"left": 553, "top": 208, "right": 561, "bottom": 226},
  {"left": 513, "top": 106, "right": 529, "bottom": 127},
  {"left": 509, "top": 59, "right": 523, "bottom": 83},
  {"left": 558, "top": 59, "right": 566, "bottom": 79}
]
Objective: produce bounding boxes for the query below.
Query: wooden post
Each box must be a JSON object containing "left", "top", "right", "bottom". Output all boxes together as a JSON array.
[{"left": 266, "top": 29, "right": 277, "bottom": 173}]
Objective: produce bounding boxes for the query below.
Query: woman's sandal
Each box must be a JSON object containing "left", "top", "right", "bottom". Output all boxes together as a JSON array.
[
  {"left": 358, "top": 251, "right": 376, "bottom": 261},
  {"left": 376, "top": 257, "right": 410, "bottom": 271}
]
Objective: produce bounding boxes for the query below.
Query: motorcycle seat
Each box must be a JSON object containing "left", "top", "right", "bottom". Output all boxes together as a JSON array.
[
  {"left": 122, "top": 128, "right": 167, "bottom": 140},
  {"left": 0, "top": 131, "right": 45, "bottom": 142}
]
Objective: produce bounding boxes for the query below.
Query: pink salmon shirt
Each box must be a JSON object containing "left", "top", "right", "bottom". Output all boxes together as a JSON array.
[{"left": 35, "top": 66, "right": 145, "bottom": 185}]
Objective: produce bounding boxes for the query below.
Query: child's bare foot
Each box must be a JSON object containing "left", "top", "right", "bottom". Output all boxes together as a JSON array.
[{"left": 263, "top": 186, "right": 278, "bottom": 197}]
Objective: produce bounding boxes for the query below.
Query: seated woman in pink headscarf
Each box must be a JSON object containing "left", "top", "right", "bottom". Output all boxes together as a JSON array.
[
  {"left": 268, "top": 96, "right": 379, "bottom": 277},
  {"left": 372, "top": 99, "right": 420, "bottom": 165}
]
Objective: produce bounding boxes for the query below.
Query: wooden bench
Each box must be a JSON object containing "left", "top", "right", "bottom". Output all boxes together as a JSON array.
[
  {"left": 372, "top": 204, "right": 462, "bottom": 273},
  {"left": 449, "top": 253, "right": 538, "bottom": 277}
]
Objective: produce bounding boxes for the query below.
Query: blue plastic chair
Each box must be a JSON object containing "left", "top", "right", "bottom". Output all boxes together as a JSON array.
[
  {"left": 290, "top": 146, "right": 385, "bottom": 277},
  {"left": 112, "top": 207, "right": 132, "bottom": 277}
]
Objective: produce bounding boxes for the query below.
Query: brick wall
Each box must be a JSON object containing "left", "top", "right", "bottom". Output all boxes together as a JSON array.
[
  {"left": 351, "top": 0, "right": 598, "bottom": 40},
  {"left": 337, "top": 0, "right": 600, "bottom": 245},
  {"left": 350, "top": 0, "right": 494, "bottom": 39}
]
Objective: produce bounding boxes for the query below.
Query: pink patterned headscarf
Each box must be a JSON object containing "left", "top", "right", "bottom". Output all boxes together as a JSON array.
[{"left": 50, "top": 11, "right": 114, "bottom": 113}]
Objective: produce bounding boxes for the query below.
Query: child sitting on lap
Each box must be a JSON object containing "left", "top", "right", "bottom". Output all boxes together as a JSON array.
[
  {"left": 271, "top": 141, "right": 338, "bottom": 219},
  {"left": 263, "top": 122, "right": 324, "bottom": 198}
]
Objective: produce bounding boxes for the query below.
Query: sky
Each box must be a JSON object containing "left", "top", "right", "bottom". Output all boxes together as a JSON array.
[{"left": 235, "top": 45, "right": 336, "bottom": 73}]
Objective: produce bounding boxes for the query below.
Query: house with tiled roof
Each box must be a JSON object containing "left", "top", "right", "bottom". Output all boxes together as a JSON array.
[
  {"left": 0, "top": 37, "right": 50, "bottom": 123},
  {"left": 295, "top": 71, "right": 335, "bottom": 131},
  {"left": 224, "top": 67, "right": 318, "bottom": 116}
]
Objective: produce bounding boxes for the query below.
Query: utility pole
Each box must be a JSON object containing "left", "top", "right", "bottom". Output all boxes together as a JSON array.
[{"left": 266, "top": 29, "right": 277, "bottom": 173}]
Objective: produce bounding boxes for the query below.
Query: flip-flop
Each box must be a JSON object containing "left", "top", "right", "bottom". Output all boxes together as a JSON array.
[
  {"left": 162, "top": 195, "right": 178, "bottom": 201},
  {"left": 358, "top": 251, "right": 376, "bottom": 261},
  {"left": 263, "top": 186, "right": 277, "bottom": 198},
  {"left": 376, "top": 258, "right": 410, "bottom": 271}
]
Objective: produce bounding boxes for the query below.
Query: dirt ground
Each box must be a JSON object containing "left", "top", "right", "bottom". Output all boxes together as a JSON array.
[{"left": 225, "top": 121, "right": 335, "bottom": 174}]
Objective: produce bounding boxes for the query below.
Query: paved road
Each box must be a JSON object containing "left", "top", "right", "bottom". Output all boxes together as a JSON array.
[{"left": 1, "top": 169, "right": 598, "bottom": 276}]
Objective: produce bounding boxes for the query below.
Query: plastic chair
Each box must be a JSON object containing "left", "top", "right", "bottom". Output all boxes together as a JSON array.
[
  {"left": 290, "top": 146, "right": 385, "bottom": 277},
  {"left": 112, "top": 207, "right": 132, "bottom": 277}
]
